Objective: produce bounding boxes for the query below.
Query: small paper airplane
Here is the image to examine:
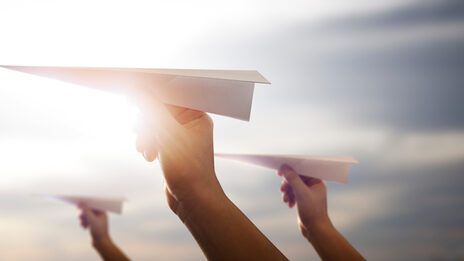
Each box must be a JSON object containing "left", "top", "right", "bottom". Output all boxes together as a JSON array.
[
  {"left": 38, "top": 194, "right": 126, "bottom": 214},
  {"left": 0, "top": 65, "right": 270, "bottom": 121},
  {"left": 215, "top": 154, "right": 359, "bottom": 184}
]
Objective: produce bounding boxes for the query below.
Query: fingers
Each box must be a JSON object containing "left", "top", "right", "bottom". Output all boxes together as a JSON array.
[
  {"left": 280, "top": 179, "right": 296, "bottom": 208},
  {"left": 91, "top": 209, "right": 105, "bottom": 217},
  {"left": 136, "top": 113, "right": 160, "bottom": 162},
  {"left": 282, "top": 192, "right": 289, "bottom": 203},
  {"left": 279, "top": 164, "right": 308, "bottom": 201},
  {"left": 278, "top": 169, "right": 321, "bottom": 188},
  {"left": 135, "top": 90, "right": 212, "bottom": 164},
  {"left": 140, "top": 137, "right": 159, "bottom": 162},
  {"left": 305, "top": 177, "right": 322, "bottom": 187},
  {"left": 79, "top": 204, "right": 92, "bottom": 216},
  {"left": 78, "top": 204, "right": 106, "bottom": 222},
  {"left": 285, "top": 189, "right": 296, "bottom": 207},
  {"left": 164, "top": 104, "right": 206, "bottom": 126},
  {"left": 79, "top": 211, "right": 89, "bottom": 229},
  {"left": 79, "top": 204, "right": 92, "bottom": 229},
  {"left": 277, "top": 166, "right": 325, "bottom": 211},
  {"left": 144, "top": 150, "right": 157, "bottom": 162},
  {"left": 280, "top": 180, "right": 290, "bottom": 192},
  {"left": 288, "top": 197, "right": 296, "bottom": 208},
  {"left": 140, "top": 96, "right": 184, "bottom": 139},
  {"left": 136, "top": 98, "right": 188, "bottom": 161}
]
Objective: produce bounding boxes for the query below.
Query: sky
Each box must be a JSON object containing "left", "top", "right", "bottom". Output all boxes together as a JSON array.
[{"left": 0, "top": 0, "right": 463, "bottom": 260}]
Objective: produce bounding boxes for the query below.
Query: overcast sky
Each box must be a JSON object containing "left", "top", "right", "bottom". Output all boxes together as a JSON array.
[{"left": 0, "top": 0, "right": 463, "bottom": 260}]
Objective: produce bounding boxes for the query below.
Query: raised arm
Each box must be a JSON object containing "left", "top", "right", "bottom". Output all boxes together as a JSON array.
[
  {"left": 278, "top": 165, "right": 365, "bottom": 261},
  {"left": 136, "top": 96, "right": 287, "bottom": 261},
  {"left": 79, "top": 205, "right": 130, "bottom": 261}
]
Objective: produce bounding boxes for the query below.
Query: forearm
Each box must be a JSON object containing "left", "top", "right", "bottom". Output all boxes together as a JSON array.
[
  {"left": 93, "top": 237, "right": 130, "bottom": 261},
  {"left": 305, "top": 220, "right": 365, "bottom": 261},
  {"left": 176, "top": 180, "right": 288, "bottom": 261}
]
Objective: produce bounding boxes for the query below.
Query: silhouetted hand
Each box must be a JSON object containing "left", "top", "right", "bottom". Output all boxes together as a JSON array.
[
  {"left": 78, "top": 205, "right": 130, "bottom": 261},
  {"left": 278, "top": 165, "right": 366, "bottom": 261},
  {"left": 134, "top": 95, "right": 287, "bottom": 261},
  {"left": 79, "top": 205, "right": 110, "bottom": 244},
  {"left": 278, "top": 164, "right": 330, "bottom": 238},
  {"left": 135, "top": 96, "right": 222, "bottom": 218}
]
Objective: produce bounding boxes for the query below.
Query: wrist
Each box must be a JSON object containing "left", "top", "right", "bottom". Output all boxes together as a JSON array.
[
  {"left": 301, "top": 217, "right": 334, "bottom": 242},
  {"left": 92, "top": 235, "right": 113, "bottom": 250},
  {"left": 174, "top": 179, "right": 229, "bottom": 222},
  {"left": 173, "top": 169, "right": 225, "bottom": 202}
]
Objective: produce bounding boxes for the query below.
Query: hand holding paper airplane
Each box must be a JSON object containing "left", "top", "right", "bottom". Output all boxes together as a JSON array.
[
  {"left": 1, "top": 65, "right": 358, "bottom": 184},
  {"left": 215, "top": 154, "right": 358, "bottom": 184},
  {"left": 0, "top": 65, "right": 270, "bottom": 121}
]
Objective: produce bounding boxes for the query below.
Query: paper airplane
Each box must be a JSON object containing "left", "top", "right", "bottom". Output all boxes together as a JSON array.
[
  {"left": 0, "top": 65, "right": 270, "bottom": 121},
  {"left": 215, "top": 154, "right": 358, "bottom": 184},
  {"left": 38, "top": 194, "right": 125, "bottom": 214}
]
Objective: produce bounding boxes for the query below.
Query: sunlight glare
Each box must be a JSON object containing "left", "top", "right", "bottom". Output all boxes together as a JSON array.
[{"left": 0, "top": 68, "right": 141, "bottom": 190}]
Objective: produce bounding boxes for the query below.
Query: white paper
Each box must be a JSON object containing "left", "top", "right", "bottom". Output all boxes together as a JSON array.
[
  {"left": 0, "top": 65, "right": 270, "bottom": 121},
  {"left": 38, "top": 194, "right": 125, "bottom": 214},
  {"left": 215, "top": 154, "right": 358, "bottom": 184}
]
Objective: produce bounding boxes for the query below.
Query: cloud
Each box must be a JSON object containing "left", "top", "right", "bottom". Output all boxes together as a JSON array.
[
  {"left": 318, "top": 0, "right": 464, "bottom": 31},
  {"left": 183, "top": 0, "right": 464, "bottom": 133},
  {"left": 348, "top": 163, "right": 464, "bottom": 261},
  {"left": 0, "top": 1, "right": 463, "bottom": 261},
  {"left": 380, "top": 131, "right": 464, "bottom": 167}
]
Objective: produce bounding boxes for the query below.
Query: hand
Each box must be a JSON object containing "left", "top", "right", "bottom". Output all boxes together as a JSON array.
[
  {"left": 278, "top": 165, "right": 366, "bottom": 261},
  {"left": 79, "top": 205, "right": 110, "bottom": 244},
  {"left": 278, "top": 164, "right": 331, "bottom": 239},
  {"left": 79, "top": 205, "right": 131, "bottom": 261},
  {"left": 134, "top": 94, "right": 287, "bottom": 261},
  {"left": 135, "top": 95, "right": 223, "bottom": 216}
]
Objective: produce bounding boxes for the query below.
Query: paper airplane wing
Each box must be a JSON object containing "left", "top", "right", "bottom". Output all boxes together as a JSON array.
[
  {"left": 0, "top": 65, "right": 270, "bottom": 121},
  {"left": 215, "top": 154, "right": 358, "bottom": 184},
  {"left": 40, "top": 194, "right": 125, "bottom": 214}
]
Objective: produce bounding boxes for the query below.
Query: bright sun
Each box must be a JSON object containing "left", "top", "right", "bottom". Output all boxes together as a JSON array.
[{"left": 0, "top": 68, "right": 140, "bottom": 190}]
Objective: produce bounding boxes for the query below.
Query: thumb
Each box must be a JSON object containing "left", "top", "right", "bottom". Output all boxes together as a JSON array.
[
  {"left": 140, "top": 96, "right": 185, "bottom": 144},
  {"left": 80, "top": 204, "right": 97, "bottom": 222},
  {"left": 279, "top": 165, "right": 308, "bottom": 200}
]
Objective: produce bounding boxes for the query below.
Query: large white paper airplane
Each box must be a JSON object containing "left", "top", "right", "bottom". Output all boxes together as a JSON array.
[
  {"left": 38, "top": 194, "right": 125, "bottom": 214},
  {"left": 215, "top": 154, "right": 358, "bottom": 184},
  {"left": 0, "top": 65, "right": 270, "bottom": 121}
]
